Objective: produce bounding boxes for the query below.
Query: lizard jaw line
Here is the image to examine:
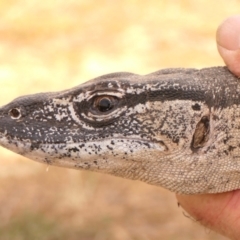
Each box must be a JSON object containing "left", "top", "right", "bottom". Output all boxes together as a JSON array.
[{"left": 0, "top": 134, "right": 168, "bottom": 158}]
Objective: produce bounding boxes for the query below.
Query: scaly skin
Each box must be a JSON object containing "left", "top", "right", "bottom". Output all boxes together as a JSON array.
[{"left": 0, "top": 66, "right": 239, "bottom": 194}]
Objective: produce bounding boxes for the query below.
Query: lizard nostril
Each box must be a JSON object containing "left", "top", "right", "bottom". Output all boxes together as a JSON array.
[{"left": 9, "top": 108, "right": 21, "bottom": 119}]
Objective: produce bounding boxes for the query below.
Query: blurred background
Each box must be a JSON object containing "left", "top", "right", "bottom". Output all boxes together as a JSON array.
[{"left": 0, "top": 0, "right": 238, "bottom": 239}]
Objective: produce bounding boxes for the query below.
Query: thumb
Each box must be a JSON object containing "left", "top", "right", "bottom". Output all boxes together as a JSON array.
[{"left": 217, "top": 15, "right": 240, "bottom": 77}]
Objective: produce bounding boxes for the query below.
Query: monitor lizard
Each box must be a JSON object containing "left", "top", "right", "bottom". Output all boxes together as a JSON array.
[{"left": 0, "top": 66, "right": 239, "bottom": 194}]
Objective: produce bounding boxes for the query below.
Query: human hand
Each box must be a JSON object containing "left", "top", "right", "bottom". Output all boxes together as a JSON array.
[
  {"left": 217, "top": 15, "right": 240, "bottom": 77},
  {"left": 176, "top": 15, "right": 240, "bottom": 240}
]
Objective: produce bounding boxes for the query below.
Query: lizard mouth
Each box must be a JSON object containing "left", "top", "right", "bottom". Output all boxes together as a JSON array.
[
  {"left": 0, "top": 132, "right": 168, "bottom": 159},
  {"left": 0, "top": 128, "right": 168, "bottom": 150},
  {"left": 29, "top": 137, "right": 168, "bottom": 152}
]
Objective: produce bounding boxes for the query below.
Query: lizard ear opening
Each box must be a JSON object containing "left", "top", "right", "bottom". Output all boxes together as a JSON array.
[{"left": 191, "top": 115, "right": 210, "bottom": 150}]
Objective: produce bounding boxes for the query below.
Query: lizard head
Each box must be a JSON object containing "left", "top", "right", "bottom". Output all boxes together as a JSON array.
[{"left": 0, "top": 68, "right": 236, "bottom": 194}]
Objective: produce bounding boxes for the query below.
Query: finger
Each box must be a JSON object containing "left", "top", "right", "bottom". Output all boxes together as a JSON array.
[
  {"left": 216, "top": 15, "right": 240, "bottom": 77},
  {"left": 176, "top": 190, "right": 240, "bottom": 239}
]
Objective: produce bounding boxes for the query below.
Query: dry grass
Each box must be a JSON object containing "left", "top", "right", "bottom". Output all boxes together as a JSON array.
[{"left": 0, "top": 0, "right": 238, "bottom": 239}]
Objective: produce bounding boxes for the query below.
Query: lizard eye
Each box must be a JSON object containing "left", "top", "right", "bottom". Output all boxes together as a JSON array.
[
  {"left": 9, "top": 108, "right": 21, "bottom": 119},
  {"left": 93, "top": 96, "right": 118, "bottom": 113},
  {"left": 73, "top": 93, "right": 126, "bottom": 126},
  {"left": 94, "top": 96, "right": 115, "bottom": 112}
]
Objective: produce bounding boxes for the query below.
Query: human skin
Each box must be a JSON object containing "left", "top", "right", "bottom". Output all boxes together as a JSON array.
[{"left": 176, "top": 15, "right": 240, "bottom": 240}]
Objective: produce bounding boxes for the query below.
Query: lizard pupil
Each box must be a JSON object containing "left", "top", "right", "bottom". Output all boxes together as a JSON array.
[{"left": 97, "top": 97, "right": 113, "bottom": 112}]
